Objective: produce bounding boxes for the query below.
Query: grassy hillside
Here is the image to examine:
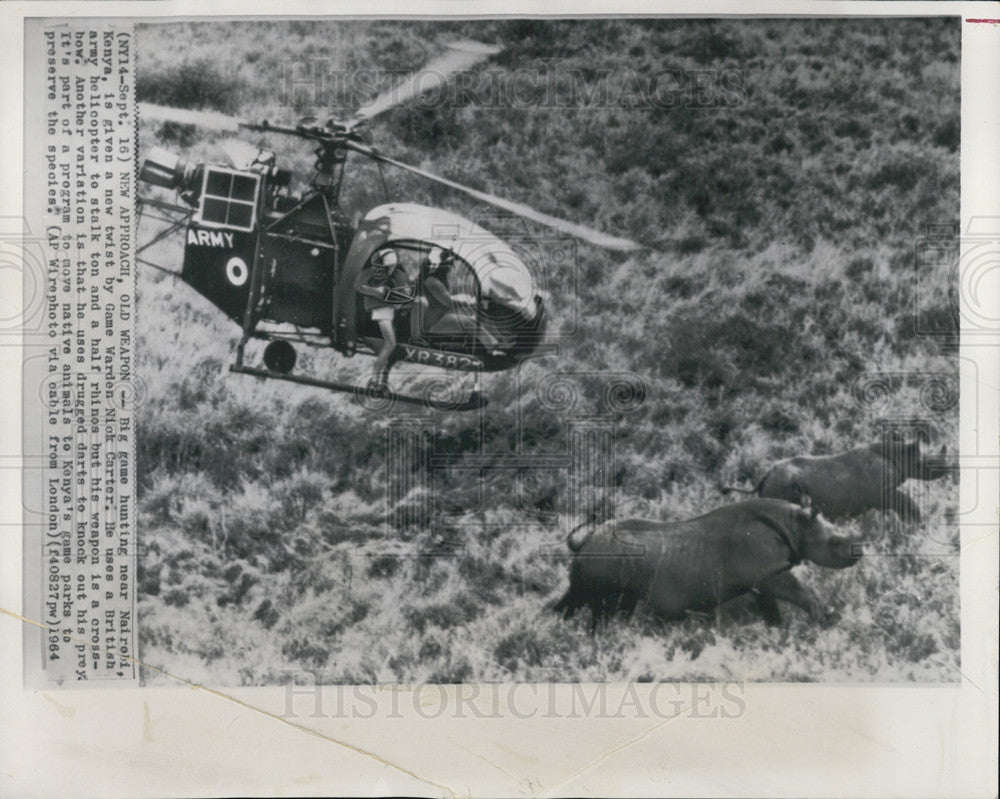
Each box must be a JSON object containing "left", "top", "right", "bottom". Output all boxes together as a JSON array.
[{"left": 135, "top": 18, "right": 960, "bottom": 684}]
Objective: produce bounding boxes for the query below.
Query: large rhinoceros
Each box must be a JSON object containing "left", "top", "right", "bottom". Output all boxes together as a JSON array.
[{"left": 553, "top": 498, "right": 860, "bottom": 629}]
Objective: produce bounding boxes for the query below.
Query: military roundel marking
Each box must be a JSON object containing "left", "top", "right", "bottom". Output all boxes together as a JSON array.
[{"left": 226, "top": 256, "right": 249, "bottom": 286}]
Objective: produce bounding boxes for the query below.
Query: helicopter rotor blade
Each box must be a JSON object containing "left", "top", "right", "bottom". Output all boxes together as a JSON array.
[
  {"left": 351, "top": 143, "right": 641, "bottom": 252},
  {"left": 347, "top": 40, "right": 501, "bottom": 128},
  {"left": 139, "top": 102, "right": 246, "bottom": 133}
]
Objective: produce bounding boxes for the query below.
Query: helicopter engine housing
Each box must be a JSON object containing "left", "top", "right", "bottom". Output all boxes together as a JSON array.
[{"left": 139, "top": 147, "right": 204, "bottom": 205}]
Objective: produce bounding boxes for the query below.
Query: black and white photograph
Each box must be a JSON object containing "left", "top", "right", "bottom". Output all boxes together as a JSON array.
[
  {"left": 134, "top": 17, "right": 960, "bottom": 684},
  {"left": 3, "top": 5, "right": 998, "bottom": 798}
]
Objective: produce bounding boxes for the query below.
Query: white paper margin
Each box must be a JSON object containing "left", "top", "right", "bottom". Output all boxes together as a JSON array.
[{"left": 1, "top": 3, "right": 997, "bottom": 797}]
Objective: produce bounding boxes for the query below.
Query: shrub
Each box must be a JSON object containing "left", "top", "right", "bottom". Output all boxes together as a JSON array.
[{"left": 136, "top": 58, "right": 244, "bottom": 112}]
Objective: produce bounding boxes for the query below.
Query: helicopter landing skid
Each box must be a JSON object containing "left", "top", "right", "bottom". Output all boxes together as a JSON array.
[{"left": 229, "top": 365, "right": 488, "bottom": 411}]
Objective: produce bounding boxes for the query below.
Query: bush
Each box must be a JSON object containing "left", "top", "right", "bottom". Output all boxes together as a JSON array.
[
  {"left": 136, "top": 18, "right": 960, "bottom": 685},
  {"left": 136, "top": 58, "right": 245, "bottom": 112}
]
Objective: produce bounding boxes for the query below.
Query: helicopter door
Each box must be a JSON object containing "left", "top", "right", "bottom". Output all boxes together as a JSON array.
[
  {"left": 352, "top": 245, "right": 418, "bottom": 341},
  {"left": 352, "top": 243, "right": 494, "bottom": 355},
  {"left": 259, "top": 234, "right": 335, "bottom": 332},
  {"left": 259, "top": 193, "right": 341, "bottom": 333},
  {"left": 407, "top": 246, "right": 485, "bottom": 348}
]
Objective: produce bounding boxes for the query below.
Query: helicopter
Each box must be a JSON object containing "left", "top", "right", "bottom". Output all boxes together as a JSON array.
[{"left": 136, "top": 40, "right": 640, "bottom": 411}]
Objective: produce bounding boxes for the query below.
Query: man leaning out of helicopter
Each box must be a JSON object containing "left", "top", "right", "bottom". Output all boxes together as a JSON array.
[{"left": 354, "top": 247, "right": 414, "bottom": 391}]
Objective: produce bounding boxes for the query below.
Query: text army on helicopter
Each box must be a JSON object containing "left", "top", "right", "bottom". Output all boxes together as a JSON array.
[{"left": 136, "top": 40, "right": 640, "bottom": 410}]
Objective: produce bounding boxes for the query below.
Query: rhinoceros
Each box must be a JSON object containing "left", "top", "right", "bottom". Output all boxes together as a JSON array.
[
  {"left": 553, "top": 498, "right": 860, "bottom": 629},
  {"left": 722, "top": 432, "right": 946, "bottom": 520}
]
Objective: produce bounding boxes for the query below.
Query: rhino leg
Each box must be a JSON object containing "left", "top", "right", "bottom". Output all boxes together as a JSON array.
[
  {"left": 589, "top": 593, "right": 618, "bottom": 630},
  {"left": 578, "top": 591, "right": 629, "bottom": 633},
  {"left": 616, "top": 591, "right": 639, "bottom": 619},
  {"left": 553, "top": 585, "right": 586, "bottom": 619},
  {"left": 587, "top": 595, "right": 610, "bottom": 634},
  {"left": 758, "top": 571, "right": 825, "bottom": 623},
  {"left": 753, "top": 592, "right": 783, "bottom": 626}
]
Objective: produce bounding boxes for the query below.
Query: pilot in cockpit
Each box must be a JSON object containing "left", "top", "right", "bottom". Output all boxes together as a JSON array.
[{"left": 409, "top": 247, "right": 505, "bottom": 356}]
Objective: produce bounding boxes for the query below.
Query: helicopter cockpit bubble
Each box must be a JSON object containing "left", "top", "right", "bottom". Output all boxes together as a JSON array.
[
  {"left": 335, "top": 203, "right": 547, "bottom": 368},
  {"left": 473, "top": 248, "right": 537, "bottom": 315}
]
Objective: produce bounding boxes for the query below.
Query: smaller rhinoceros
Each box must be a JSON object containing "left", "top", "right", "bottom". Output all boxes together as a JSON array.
[
  {"left": 722, "top": 432, "right": 946, "bottom": 521},
  {"left": 553, "top": 498, "right": 860, "bottom": 630}
]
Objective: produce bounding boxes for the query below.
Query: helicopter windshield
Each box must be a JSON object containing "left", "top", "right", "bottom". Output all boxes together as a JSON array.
[
  {"left": 336, "top": 203, "right": 545, "bottom": 358},
  {"left": 366, "top": 203, "right": 539, "bottom": 318},
  {"left": 470, "top": 245, "right": 536, "bottom": 315},
  {"left": 385, "top": 241, "right": 528, "bottom": 305}
]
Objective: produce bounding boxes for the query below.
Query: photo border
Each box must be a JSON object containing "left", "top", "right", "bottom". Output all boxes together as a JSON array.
[{"left": 2, "top": 3, "right": 997, "bottom": 797}]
